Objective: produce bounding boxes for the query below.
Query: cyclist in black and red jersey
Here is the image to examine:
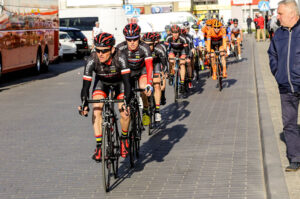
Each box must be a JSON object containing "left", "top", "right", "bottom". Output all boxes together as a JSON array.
[
  {"left": 116, "top": 23, "right": 154, "bottom": 145},
  {"left": 164, "top": 24, "right": 189, "bottom": 93},
  {"left": 78, "top": 32, "right": 131, "bottom": 161},
  {"left": 181, "top": 27, "right": 194, "bottom": 89},
  {"left": 142, "top": 32, "right": 168, "bottom": 122}
]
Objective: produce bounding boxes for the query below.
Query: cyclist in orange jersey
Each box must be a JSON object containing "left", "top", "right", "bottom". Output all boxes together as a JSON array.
[{"left": 207, "top": 20, "right": 227, "bottom": 80}]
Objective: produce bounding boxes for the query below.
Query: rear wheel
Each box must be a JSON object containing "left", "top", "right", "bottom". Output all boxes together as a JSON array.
[
  {"left": 174, "top": 69, "right": 178, "bottom": 103},
  {"left": 42, "top": 48, "right": 49, "bottom": 72},
  {"left": 217, "top": 60, "right": 223, "bottom": 91}
]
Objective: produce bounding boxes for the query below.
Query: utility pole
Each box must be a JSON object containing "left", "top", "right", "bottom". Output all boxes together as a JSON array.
[{"left": 191, "top": 0, "right": 194, "bottom": 14}]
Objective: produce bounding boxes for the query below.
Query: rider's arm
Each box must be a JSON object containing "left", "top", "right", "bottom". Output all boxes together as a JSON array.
[
  {"left": 118, "top": 53, "right": 131, "bottom": 104},
  {"left": 221, "top": 29, "right": 227, "bottom": 49},
  {"left": 156, "top": 45, "right": 168, "bottom": 72},
  {"left": 181, "top": 36, "right": 189, "bottom": 55},
  {"left": 142, "top": 43, "right": 154, "bottom": 85},
  {"left": 206, "top": 29, "right": 212, "bottom": 52},
  {"left": 267, "top": 38, "right": 278, "bottom": 76},
  {"left": 80, "top": 56, "right": 95, "bottom": 104}
]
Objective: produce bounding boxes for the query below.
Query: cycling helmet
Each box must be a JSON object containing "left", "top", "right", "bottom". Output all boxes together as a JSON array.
[
  {"left": 206, "top": 19, "right": 212, "bottom": 26},
  {"left": 233, "top": 18, "right": 238, "bottom": 23},
  {"left": 155, "top": 32, "right": 161, "bottom": 41},
  {"left": 142, "top": 32, "right": 156, "bottom": 42},
  {"left": 192, "top": 24, "right": 199, "bottom": 30},
  {"left": 123, "top": 23, "right": 141, "bottom": 39},
  {"left": 165, "top": 25, "right": 171, "bottom": 30},
  {"left": 213, "top": 20, "right": 222, "bottom": 28},
  {"left": 170, "top": 24, "right": 180, "bottom": 33},
  {"left": 183, "top": 21, "right": 190, "bottom": 27},
  {"left": 94, "top": 32, "right": 115, "bottom": 47},
  {"left": 180, "top": 28, "right": 187, "bottom": 35}
]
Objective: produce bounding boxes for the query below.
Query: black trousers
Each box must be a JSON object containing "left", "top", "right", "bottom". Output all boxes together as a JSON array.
[
  {"left": 280, "top": 92, "right": 300, "bottom": 163},
  {"left": 247, "top": 25, "right": 252, "bottom": 34}
]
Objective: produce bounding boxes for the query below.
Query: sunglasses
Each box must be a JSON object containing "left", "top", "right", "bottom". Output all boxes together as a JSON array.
[
  {"left": 234, "top": 23, "right": 238, "bottom": 24},
  {"left": 214, "top": 27, "right": 220, "bottom": 29},
  {"left": 95, "top": 48, "right": 111, "bottom": 54},
  {"left": 126, "top": 38, "right": 139, "bottom": 42}
]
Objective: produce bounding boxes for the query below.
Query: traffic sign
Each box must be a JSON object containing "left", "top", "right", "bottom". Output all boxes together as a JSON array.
[
  {"left": 132, "top": 8, "right": 140, "bottom": 18},
  {"left": 258, "top": 1, "right": 270, "bottom": 12},
  {"left": 123, "top": 4, "right": 133, "bottom": 15}
]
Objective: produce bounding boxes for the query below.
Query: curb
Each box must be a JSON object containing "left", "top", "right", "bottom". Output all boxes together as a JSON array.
[{"left": 252, "top": 38, "right": 290, "bottom": 199}]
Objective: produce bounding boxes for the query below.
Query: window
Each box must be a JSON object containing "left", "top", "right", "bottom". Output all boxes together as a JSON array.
[{"left": 59, "top": 17, "right": 98, "bottom": 31}]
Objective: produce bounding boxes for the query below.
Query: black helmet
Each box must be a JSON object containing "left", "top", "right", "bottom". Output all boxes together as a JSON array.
[
  {"left": 94, "top": 32, "right": 115, "bottom": 47},
  {"left": 233, "top": 18, "right": 238, "bottom": 23},
  {"left": 183, "top": 21, "right": 190, "bottom": 27},
  {"left": 142, "top": 32, "right": 156, "bottom": 42},
  {"left": 170, "top": 24, "right": 181, "bottom": 33},
  {"left": 192, "top": 24, "right": 199, "bottom": 30},
  {"left": 123, "top": 23, "right": 141, "bottom": 39},
  {"left": 165, "top": 25, "right": 171, "bottom": 30}
]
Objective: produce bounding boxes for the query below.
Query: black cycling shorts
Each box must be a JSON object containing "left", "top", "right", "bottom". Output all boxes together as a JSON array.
[
  {"left": 92, "top": 76, "right": 124, "bottom": 99},
  {"left": 211, "top": 40, "right": 223, "bottom": 51}
]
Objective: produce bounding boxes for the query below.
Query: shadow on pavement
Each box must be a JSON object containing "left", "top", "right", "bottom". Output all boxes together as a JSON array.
[
  {"left": 109, "top": 101, "right": 190, "bottom": 191},
  {"left": 0, "top": 59, "right": 85, "bottom": 92},
  {"left": 222, "top": 78, "right": 238, "bottom": 89}
]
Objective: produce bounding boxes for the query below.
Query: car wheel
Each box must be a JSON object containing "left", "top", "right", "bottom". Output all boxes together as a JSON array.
[
  {"left": 35, "top": 51, "right": 42, "bottom": 74},
  {"left": 42, "top": 49, "right": 49, "bottom": 72},
  {"left": 0, "top": 56, "right": 2, "bottom": 80}
]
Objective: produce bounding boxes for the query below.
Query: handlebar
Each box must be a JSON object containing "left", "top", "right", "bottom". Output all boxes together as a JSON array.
[
  {"left": 169, "top": 57, "right": 186, "bottom": 61},
  {"left": 87, "top": 99, "right": 124, "bottom": 103}
]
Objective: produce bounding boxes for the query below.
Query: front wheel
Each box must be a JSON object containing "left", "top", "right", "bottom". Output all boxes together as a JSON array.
[{"left": 102, "top": 126, "right": 111, "bottom": 192}]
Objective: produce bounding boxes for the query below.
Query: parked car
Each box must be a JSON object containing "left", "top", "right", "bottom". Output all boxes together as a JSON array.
[
  {"left": 59, "top": 27, "right": 89, "bottom": 59},
  {"left": 59, "top": 32, "right": 77, "bottom": 61}
]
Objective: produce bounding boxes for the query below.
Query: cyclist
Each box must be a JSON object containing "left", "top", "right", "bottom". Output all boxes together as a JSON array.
[
  {"left": 165, "top": 24, "right": 189, "bottom": 93},
  {"left": 117, "top": 23, "right": 153, "bottom": 142},
  {"left": 207, "top": 20, "right": 227, "bottom": 80},
  {"left": 154, "top": 32, "right": 168, "bottom": 105},
  {"left": 78, "top": 32, "right": 131, "bottom": 161},
  {"left": 181, "top": 27, "right": 194, "bottom": 89},
  {"left": 192, "top": 24, "right": 205, "bottom": 71},
  {"left": 142, "top": 32, "right": 168, "bottom": 121},
  {"left": 161, "top": 25, "right": 171, "bottom": 42},
  {"left": 202, "top": 19, "right": 213, "bottom": 67},
  {"left": 230, "top": 18, "right": 243, "bottom": 60},
  {"left": 225, "top": 21, "right": 232, "bottom": 56}
]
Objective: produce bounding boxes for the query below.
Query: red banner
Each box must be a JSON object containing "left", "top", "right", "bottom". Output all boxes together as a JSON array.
[{"left": 231, "top": 0, "right": 268, "bottom": 6}]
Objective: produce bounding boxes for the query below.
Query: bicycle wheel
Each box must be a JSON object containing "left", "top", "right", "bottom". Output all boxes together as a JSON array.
[
  {"left": 234, "top": 44, "right": 238, "bottom": 61},
  {"left": 174, "top": 67, "right": 178, "bottom": 103},
  {"left": 149, "top": 95, "right": 155, "bottom": 131},
  {"left": 111, "top": 116, "right": 119, "bottom": 179},
  {"left": 102, "top": 125, "right": 112, "bottom": 192},
  {"left": 217, "top": 59, "right": 223, "bottom": 91},
  {"left": 129, "top": 114, "right": 136, "bottom": 168},
  {"left": 135, "top": 108, "right": 142, "bottom": 159}
]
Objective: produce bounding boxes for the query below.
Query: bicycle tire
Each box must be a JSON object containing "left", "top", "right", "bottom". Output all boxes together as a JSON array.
[
  {"left": 129, "top": 112, "right": 136, "bottom": 168},
  {"left": 217, "top": 58, "right": 223, "bottom": 91},
  {"left": 102, "top": 125, "right": 111, "bottom": 192},
  {"left": 234, "top": 44, "right": 238, "bottom": 61},
  {"left": 174, "top": 68, "right": 178, "bottom": 103},
  {"left": 112, "top": 116, "right": 119, "bottom": 179}
]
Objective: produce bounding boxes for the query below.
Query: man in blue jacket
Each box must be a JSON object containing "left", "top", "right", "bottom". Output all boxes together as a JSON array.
[{"left": 268, "top": 0, "right": 300, "bottom": 172}]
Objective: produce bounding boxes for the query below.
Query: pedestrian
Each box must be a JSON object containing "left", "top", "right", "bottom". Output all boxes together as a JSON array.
[
  {"left": 254, "top": 13, "right": 265, "bottom": 41},
  {"left": 267, "top": 15, "right": 273, "bottom": 40},
  {"left": 247, "top": 16, "right": 253, "bottom": 34},
  {"left": 92, "top": 21, "right": 102, "bottom": 38},
  {"left": 268, "top": 0, "right": 300, "bottom": 172}
]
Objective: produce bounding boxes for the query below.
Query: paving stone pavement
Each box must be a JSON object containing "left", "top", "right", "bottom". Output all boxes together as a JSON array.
[
  {"left": 257, "top": 40, "right": 300, "bottom": 199},
  {"left": 0, "top": 39, "right": 266, "bottom": 199}
]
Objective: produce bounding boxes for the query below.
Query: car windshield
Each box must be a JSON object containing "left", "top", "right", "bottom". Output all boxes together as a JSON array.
[{"left": 59, "top": 33, "right": 71, "bottom": 40}]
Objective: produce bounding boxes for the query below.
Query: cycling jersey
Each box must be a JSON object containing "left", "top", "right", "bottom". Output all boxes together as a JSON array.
[
  {"left": 231, "top": 25, "right": 241, "bottom": 37},
  {"left": 201, "top": 25, "right": 211, "bottom": 40},
  {"left": 164, "top": 35, "right": 189, "bottom": 56},
  {"left": 226, "top": 26, "right": 232, "bottom": 41},
  {"left": 152, "top": 43, "right": 168, "bottom": 73},
  {"left": 81, "top": 51, "right": 131, "bottom": 103},
  {"left": 192, "top": 31, "right": 205, "bottom": 47},
  {"left": 207, "top": 28, "right": 227, "bottom": 51},
  {"left": 117, "top": 41, "right": 153, "bottom": 85}
]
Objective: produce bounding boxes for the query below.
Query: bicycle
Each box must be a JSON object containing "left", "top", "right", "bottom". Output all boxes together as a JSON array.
[
  {"left": 169, "top": 55, "right": 186, "bottom": 103},
  {"left": 209, "top": 48, "right": 226, "bottom": 92},
  {"left": 86, "top": 87, "right": 123, "bottom": 192},
  {"left": 126, "top": 77, "right": 145, "bottom": 168},
  {"left": 232, "top": 38, "right": 239, "bottom": 61}
]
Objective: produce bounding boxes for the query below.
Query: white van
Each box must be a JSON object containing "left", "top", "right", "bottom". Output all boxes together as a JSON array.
[
  {"left": 138, "top": 12, "right": 198, "bottom": 33},
  {"left": 59, "top": 7, "right": 128, "bottom": 48}
]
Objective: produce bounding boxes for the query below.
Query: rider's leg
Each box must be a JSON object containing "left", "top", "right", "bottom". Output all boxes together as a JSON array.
[
  {"left": 237, "top": 37, "right": 242, "bottom": 58},
  {"left": 91, "top": 90, "right": 106, "bottom": 161},
  {"left": 160, "top": 72, "right": 167, "bottom": 105},
  {"left": 168, "top": 52, "right": 175, "bottom": 75},
  {"left": 139, "top": 75, "right": 150, "bottom": 125},
  {"left": 118, "top": 93, "right": 130, "bottom": 158},
  {"left": 153, "top": 72, "right": 162, "bottom": 122},
  {"left": 210, "top": 51, "right": 217, "bottom": 80},
  {"left": 220, "top": 46, "right": 227, "bottom": 78}
]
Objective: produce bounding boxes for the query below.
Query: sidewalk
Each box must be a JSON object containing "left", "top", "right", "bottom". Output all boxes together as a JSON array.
[{"left": 257, "top": 40, "right": 300, "bottom": 199}]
